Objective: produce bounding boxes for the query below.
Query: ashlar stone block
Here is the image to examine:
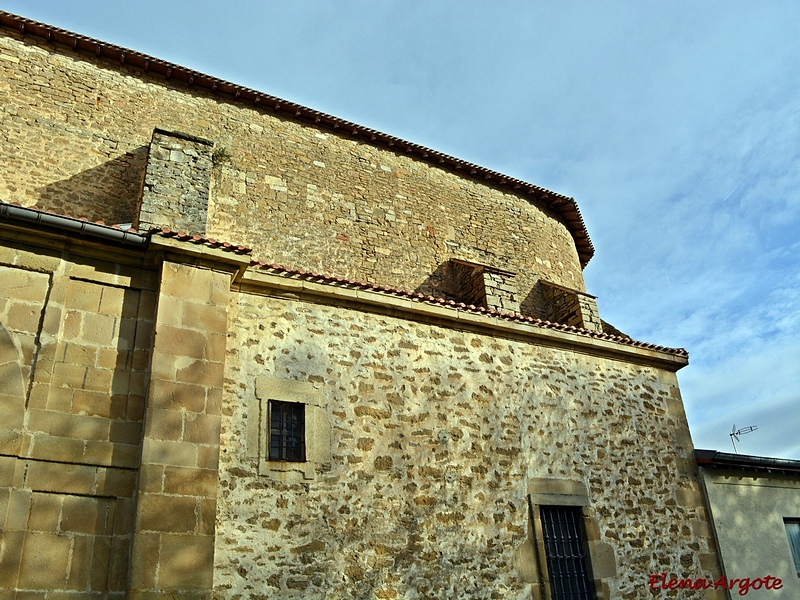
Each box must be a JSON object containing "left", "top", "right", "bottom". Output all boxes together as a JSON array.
[
  {"left": 17, "top": 531, "right": 71, "bottom": 589},
  {"left": 137, "top": 493, "right": 198, "bottom": 534},
  {"left": 158, "top": 534, "right": 215, "bottom": 590},
  {"left": 26, "top": 492, "right": 63, "bottom": 532}
]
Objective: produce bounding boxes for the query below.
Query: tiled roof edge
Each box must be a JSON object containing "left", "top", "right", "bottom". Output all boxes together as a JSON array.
[
  {"left": 0, "top": 201, "right": 252, "bottom": 255},
  {"left": 151, "top": 227, "right": 252, "bottom": 254},
  {"left": 695, "top": 449, "right": 800, "bottom": 475},
  {"left": 0, "top": 10, "right": 594, "bottom": 267},
  {"left": 249, "top": 259, "right": 689, "bottom": 358},
  {"left": 0, "top": 200, "right": 681, "bottom": 356}
]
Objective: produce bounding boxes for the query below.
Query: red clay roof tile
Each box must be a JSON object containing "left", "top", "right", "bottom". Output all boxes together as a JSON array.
[{"left": 0, "top": 201, "right": 685, "bottom": 357}]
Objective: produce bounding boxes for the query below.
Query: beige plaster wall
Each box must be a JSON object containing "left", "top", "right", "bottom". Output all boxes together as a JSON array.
[
  {"left": 0, "top": 30, "right": 585, "bottom": 320},
  {"left": 214, "top": 290, "right": 717, "bottom": 599},
  {"left": 700, "top": 470, "right": 800, "bottom": 599}
]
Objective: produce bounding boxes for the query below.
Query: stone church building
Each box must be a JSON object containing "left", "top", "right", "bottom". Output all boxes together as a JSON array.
[{"left": 0, "top": 11, "right": 723, "bottom": 599}]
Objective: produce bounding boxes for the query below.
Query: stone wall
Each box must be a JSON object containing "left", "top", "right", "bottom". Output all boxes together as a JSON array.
[
  {"left": 214, "top": 287, "right": 720, "bottom": 599},
  {"left": 0, "top": 222, "right": 251, "bottom": 598},
  {"left": 0, "top": 29, "right": 585, "bottom": 322},
  {"left": 482, "top": 269, "right": 521, "bottom": 314},
  {"left": 0, "top": 17, "right": 724, "bottom": 599},
  {"left": 129, "top": 259, "right": 232, "bottom": 598},
  {"left": 0, "top": 214, "right": 721, "bottom": 598},
  {"left": 0, "top": 228, "right": 157, "bottom": 597},
  {"left": 446, "top": 260, "right": 521, "bottom": 314},
  {"left": 136, "top": 129, "right": 214, "bottom": 235},
  {"left": 541, "top": 280, "right": 602, "bottom": 332}
]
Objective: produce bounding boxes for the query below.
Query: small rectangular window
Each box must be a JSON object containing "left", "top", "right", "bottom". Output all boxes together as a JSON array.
[
  {"left": 269, "top": 400, "right": 305, "bottom": 462},
  {"left": 540, "top": 505, "right": 596, "bottom": 600},
  {"left": 785, "top": 519, "right": 800, "bottom": 576}
]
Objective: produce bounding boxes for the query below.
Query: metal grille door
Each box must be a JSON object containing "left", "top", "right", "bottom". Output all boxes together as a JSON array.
[{"left": 540, "top": 505, "right": 595, "bottom": 600}]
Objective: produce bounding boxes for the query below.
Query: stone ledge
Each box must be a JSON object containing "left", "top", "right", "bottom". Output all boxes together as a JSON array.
[
  {"left": 148, "top": 235, "right": 251, "bottom": 282},
  {"left": 528, "top": 477, "right": 589, "bottom": 506},
  {"left": 239, "top": 270, "right": 689, "bottom": 372}
]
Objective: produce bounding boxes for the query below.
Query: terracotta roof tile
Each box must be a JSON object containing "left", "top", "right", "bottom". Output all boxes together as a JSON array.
[
  {"left": 151, "top": 227, "right": 252, "bottom": 254},
  {"left": 248, "top": 260, "right": 688, "bottom": 357},
  {"left": 0, "top": 200, "right": 685, "bottom": 357},
  {"left": 150, "top": 227, "right": 253, "bottom": 254}
]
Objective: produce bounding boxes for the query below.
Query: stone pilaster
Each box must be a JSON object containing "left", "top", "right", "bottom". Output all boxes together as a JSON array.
[{"left": 128, "top": 260, "right": 230, "bottom": 599}]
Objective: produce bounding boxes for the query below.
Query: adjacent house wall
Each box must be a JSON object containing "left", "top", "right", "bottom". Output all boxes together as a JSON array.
[{"left": 699, "top": 469, "right": 800, "bottom": 599}]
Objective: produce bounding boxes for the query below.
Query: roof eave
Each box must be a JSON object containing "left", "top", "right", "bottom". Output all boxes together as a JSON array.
[{"left": 695, "top": 449, "right": 800, "bottom": 476}]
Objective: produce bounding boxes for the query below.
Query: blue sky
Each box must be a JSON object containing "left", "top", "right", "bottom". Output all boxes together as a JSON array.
[{"left": 4, "top": 1, "right": 799, "bottom": 458}]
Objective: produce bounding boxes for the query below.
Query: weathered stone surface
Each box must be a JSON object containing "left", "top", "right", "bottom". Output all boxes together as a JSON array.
[
  {"left": 540, "top": 280, "right": 602, "bottom": 332},
  {"left": 0, "top": 237, "right": 157, "bottom": 597},
  {"left": 213, "top": 294, "right": 713, "bottom": 599},
  {"left": 0, "top": 30, "right": 584, "bottom": 319},
  {"left": 0, "top": 18, "right": 719, "bottom": 600},
  {"left": 136, "top": 129, "right": 213, "bottom": 236}
]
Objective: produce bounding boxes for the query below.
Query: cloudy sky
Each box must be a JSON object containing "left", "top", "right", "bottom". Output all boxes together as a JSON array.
[{"left": 5, "top": 1, "right": 798, "bottom": 459}]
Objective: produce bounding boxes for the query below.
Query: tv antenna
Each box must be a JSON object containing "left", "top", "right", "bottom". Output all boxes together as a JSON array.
[{"left": 729, "top": 424, "right": 757, "bottom": 454}]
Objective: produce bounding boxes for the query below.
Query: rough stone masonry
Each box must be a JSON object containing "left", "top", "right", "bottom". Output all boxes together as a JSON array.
[{"left": 0, "top": 11, "right": 723, "bottom": 600}]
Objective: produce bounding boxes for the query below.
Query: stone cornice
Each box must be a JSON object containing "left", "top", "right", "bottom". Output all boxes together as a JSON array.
[{"left": 238, "top": 269, "right": 689, "bottom": 372}]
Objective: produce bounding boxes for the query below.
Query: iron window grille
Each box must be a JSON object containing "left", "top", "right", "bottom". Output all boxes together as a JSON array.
[
  {"left": 268, "top": 400, "right": 305, "bottom": 462},
  {"left": 540, "top": 505, "right": 596, "bottom": 600}
]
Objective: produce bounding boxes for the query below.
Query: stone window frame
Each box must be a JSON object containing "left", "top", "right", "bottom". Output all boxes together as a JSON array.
[
  {"left": 520, "top": 478, "right": 616, "bottom": 600},
  {"left": 246, "top": 375, "right": 330, "bottom": 481}
]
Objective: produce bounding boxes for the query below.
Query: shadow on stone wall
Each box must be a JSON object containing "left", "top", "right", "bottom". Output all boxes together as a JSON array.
[
  {"left": 521, "top": 282, "right": 549, "bottom": 321},
  {"left": 414, "top": 262, "right": 453, "bottom": 300},
  {"left": 417, "top": 263, "right": 550, "bottom": 319},
  {"left": 35, "top": 146, "right": 149, "bottom": 225}
]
